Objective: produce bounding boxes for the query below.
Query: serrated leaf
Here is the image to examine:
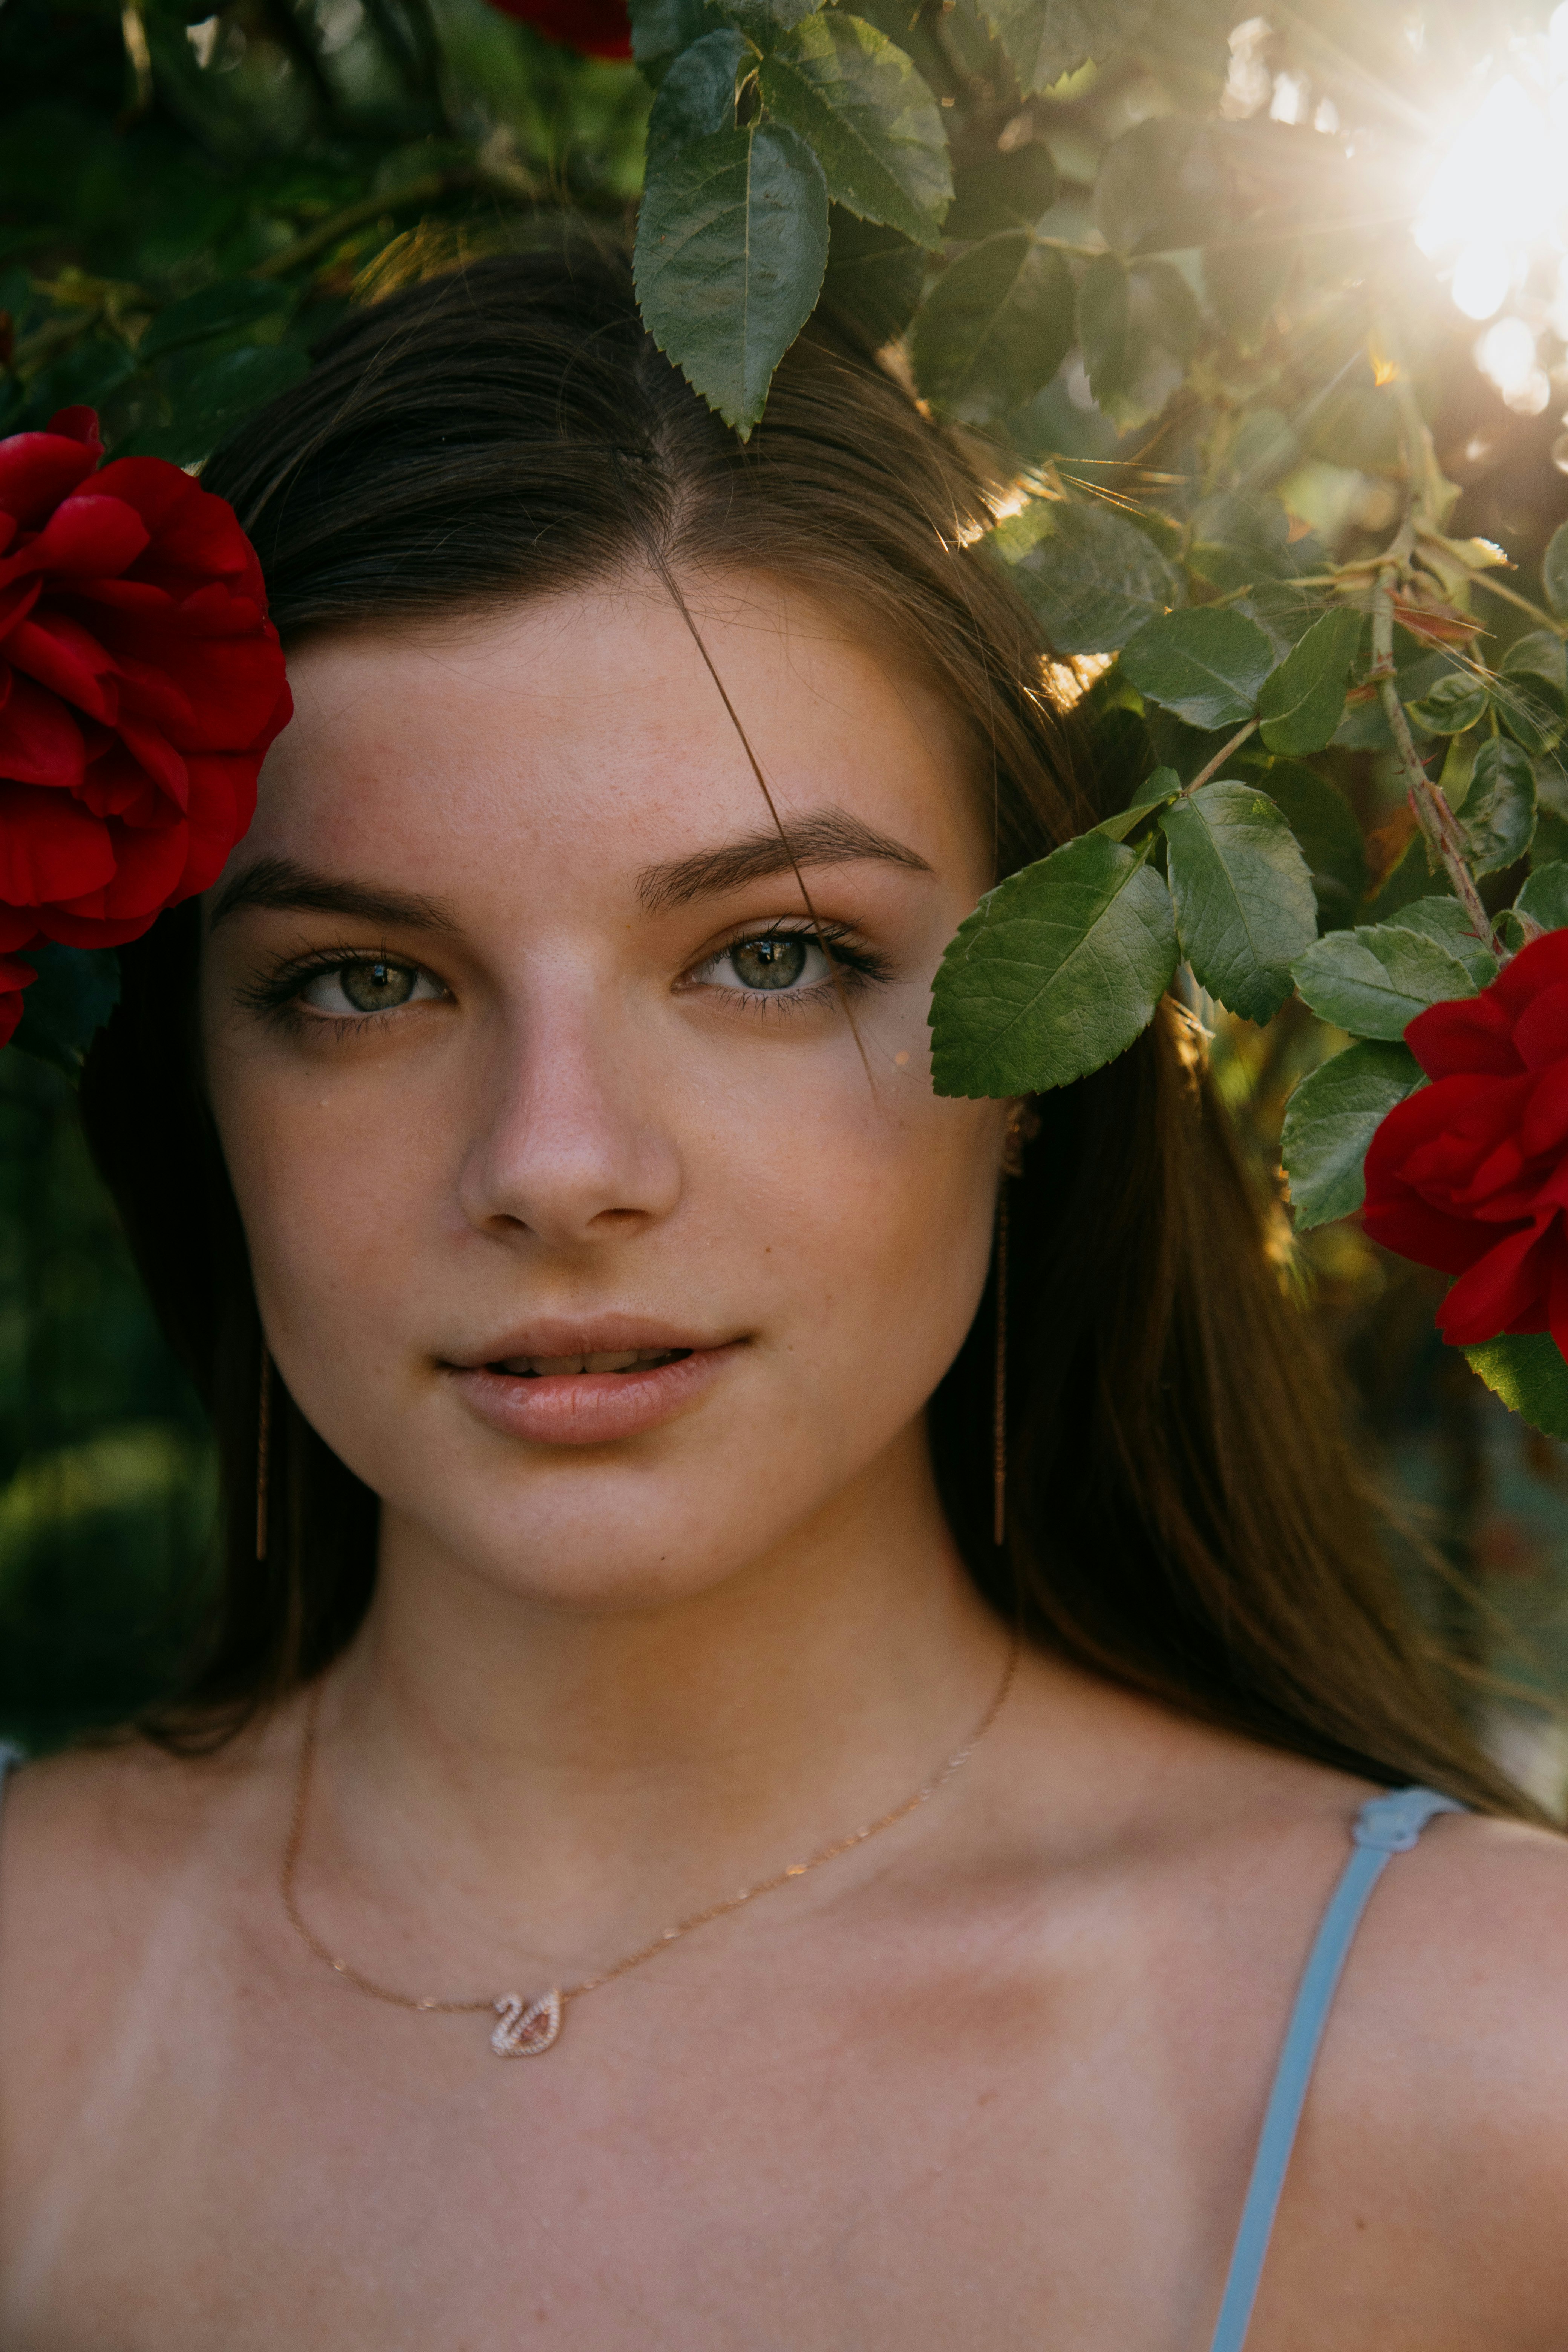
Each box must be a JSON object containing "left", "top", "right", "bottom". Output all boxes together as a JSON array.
[
  {"left": 929, "top": 831, "right": 1177, "bottom": 1096},
  {"left": 910, "top": 233, "right": 1074, "bottom": 422},
  {"left": 1094, "top": 763, "right": 1180, "bottom": 838},
  {"left": 646, "top": 27, "right": 751, "bottom": 158},
  {"left": 944, "top": 141, "right": 1057, "bottom": 239},
  {"left": 759, "top": 13, "right": 950, "bottom": 246},
  {"left": 720, "top": 0, "right": 822, "bottom": 38},
  {"left": 139, "top": 278, "right": 295, "bottom": 361},
  {"left": 989, "top": 496, "right": 1181, "bottom": 655},
  {"left": 1159, "top": 780, "right": 1317, "bottom": 1022},
  {"left": 1120, "top": 607, "right": 1274, "bottom": 730},
  {"left": 1386, "top": 896, "right": 1498, "bottom": 984},
  {"left": 1464, "top": 735, "right": 1537, "bottom": 874},
  {"left": 1464, "top": 1333, "right": 1568, "bottom": 1439},
  {"left": 1292, "top": 922, "right": 1476, "bottom": 1038},
  {"left": 1256, "top": 606, "right": 1360, "bottom": 756},
  {"left": 1281, "top": 1038, "right": 1424, "bottom": 1229},
  {"left": 1543, "top": 522, "right": 1568, "bottom": 625},
  {"left": 1515, "top": 859, "right": 1568, "bottom": 933},
  {"left": 1076, "top": 253, "right": 1197, "bottom": 430},
  {"left": 1250, "top": 759, "right": 1366, "bottom": 928},
  {"left": 980, "top": 0, "right": 1153, "bottom": 93},
  {"left": 820, "top": 207, "right": 922, "bottom": 339},
  {"left": 635, "top": 122, "right": 829, "bottom": 434},
  {"left": 1404, "top": 669, "right": 1488, "bottom": 736}
]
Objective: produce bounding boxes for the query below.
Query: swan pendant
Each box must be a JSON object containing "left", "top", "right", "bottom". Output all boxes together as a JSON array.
[{"left": 491, "top": 1989, "right": 563, "bottom": 2057}]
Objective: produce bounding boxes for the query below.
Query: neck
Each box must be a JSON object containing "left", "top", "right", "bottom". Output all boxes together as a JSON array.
[{"left": 312, "top": 1423, "right": 1009, "bottom": 1971}]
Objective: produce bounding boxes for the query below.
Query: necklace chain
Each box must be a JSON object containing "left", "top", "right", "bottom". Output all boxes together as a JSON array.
[{"left": 280, "top": 1636, "right": 1020, "bottom": 2047}]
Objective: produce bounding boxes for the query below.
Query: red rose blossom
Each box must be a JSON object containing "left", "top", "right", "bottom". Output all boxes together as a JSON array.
[
  {"left": 1362, "top": 929, "right": 1568, "bottom": 1350},
  {"left": 483, "top": 0, "right": 631, "bottom": 57},
  {"left": 0, "top": 405, "right": 290, "bottom": 1047}
]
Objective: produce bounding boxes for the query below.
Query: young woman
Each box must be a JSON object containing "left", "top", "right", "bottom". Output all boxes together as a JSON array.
[{"left": 2, "top": 244, "right": 1566, "bottom": 2350}]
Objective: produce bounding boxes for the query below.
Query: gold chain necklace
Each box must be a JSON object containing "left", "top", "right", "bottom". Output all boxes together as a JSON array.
[{"left": 281, "top": 1637, "right": 1020, "bottom": 2058}]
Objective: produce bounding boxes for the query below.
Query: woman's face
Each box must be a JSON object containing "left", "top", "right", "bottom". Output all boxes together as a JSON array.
[{"left": 202, "top": 572, "right": 1006, "bottom": 1613}]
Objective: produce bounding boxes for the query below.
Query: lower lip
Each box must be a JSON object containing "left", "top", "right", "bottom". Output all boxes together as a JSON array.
[{"left": 447, "top": 1346, "right": 741, "bottom": 1448}]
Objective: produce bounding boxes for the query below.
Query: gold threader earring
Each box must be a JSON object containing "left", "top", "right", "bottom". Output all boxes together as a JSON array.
[
  {"left": 994, "top": 1105, "right": 1029, "bottom": 1547},
  {"left": 256, "top": 1340, "right": 273, "bottom": 1563}
]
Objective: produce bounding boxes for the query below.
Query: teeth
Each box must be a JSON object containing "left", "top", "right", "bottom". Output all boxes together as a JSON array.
[{"left": 494, "top": 1348, "right": 680, "bottom": 1377}]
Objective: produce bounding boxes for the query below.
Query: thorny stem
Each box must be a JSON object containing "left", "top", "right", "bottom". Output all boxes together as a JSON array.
[{"left": 1370, "top": 553, "right": 1499, "bottom": 956}]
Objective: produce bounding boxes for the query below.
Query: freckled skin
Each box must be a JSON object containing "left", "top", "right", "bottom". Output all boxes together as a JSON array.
[{"left": 3, "top": 574, "right": 1568, "bottom": 2352}]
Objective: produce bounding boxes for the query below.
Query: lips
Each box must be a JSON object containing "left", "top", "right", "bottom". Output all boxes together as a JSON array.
[{"left": 444, "top": 1326, "right": 739, "bottom": 1447}]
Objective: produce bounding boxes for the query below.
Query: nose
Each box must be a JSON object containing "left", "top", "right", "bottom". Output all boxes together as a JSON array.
[{"left": 455, "top": 970, "right": 682, "bottom": 1251}]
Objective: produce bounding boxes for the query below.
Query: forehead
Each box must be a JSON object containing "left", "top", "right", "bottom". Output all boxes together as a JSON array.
[{"left": 241, "top": 570, "right": 989, "bottom": 902}]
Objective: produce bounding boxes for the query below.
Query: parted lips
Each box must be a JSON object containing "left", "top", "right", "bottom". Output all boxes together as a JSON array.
[
  {"left": 0, "top": 405, "right": 291, "bottom": 1046},
  {"left": 1363, "top": 930, "right": 1568, "bottom": 1352}
]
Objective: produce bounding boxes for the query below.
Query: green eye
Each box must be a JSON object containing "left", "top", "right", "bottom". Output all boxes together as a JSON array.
[
  {"left": 300, "top": 960, "right": 441, "bottom": 1016},
  {"left": 705, "top": 934, "right": 831, "bottom": 992}
]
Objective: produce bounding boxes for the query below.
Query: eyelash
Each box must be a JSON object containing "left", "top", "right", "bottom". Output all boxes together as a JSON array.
[{"left": 240, "top": 922, "right": 893, "bottom": 1041}]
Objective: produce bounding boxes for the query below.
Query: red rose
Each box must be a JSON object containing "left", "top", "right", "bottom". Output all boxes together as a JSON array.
[
  {"left": 483, "top": 0, "right": 631, "bottom": 57},
  {"left": 0, "top": 405, "right": 290, "bottom": 1026},
  {"left": 1362, "top": 929, "right": 1568, "bottom": 1350}
]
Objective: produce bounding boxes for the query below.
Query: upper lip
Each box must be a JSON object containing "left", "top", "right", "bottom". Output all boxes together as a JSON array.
[{"left": 445, "top": 1317, "right": 733, "bottom": 1370}]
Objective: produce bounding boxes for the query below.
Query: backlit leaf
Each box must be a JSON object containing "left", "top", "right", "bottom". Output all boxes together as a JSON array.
[
  {"left": 1281, "top": 1039, "right": 1424, "bottom": 1230},
  {"left": 760, "top": 12, "right": 950, "bottom": 247},
  {"left": 1464, "top": 1334, "right": 1568, "bottom": 1439},
  {"left": 944, "top": 141, "right": 1057, "bottom": 239},
  {"left": 1076, "top": 253, "right": 1197, "bottom": 430},
  {"left": 635, "top": 122, "right": 829, "bottom": 434},
  {"left": 1292, "top": 921, "right": 1476, "bottom": 1038},
  {"left": 1159, "top": 780, "right": 1318, "bottom": 1023},
  {"left": 910, "top": 232, "right": 1074, "bottom": 422},
  {"left": 929, "top": 832, "right": 1177, "bottom": 1097},
  {"left": 1257, "top": 606, "right": 1361, "bottom": 755},
  {"left": 979, "top": 0, "right": 1153, "bottom": 93},
  {"left": 1119, "top": 607, "right": 1274, "bottom": 729},
  {"left": 1464, "top": 735, "right": 1537, "bottom": 875},
  {"left": 1092, "top": 114, "right": 1222, "bottom": 254},
  {"left": 988, "top": 495, "right": 1181, "bottom": 655}
]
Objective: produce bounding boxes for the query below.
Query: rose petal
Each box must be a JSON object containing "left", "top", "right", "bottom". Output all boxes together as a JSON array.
[
  {"left": 1404, "top": 989, "right": 1521, "bottom": 1078},
  {"left": 0, "top": 669, "right": 87, "bottom": 789},
  {"left": 0, "top": 780, "right": 116, "bottom": 903},
  {"left": 1436, "top": 1215, "right": 1560, "bottom": 1344},
  {"left": 0, "top": 427, "right": 103, "bottom": 531},
  {"left": 6, "top": 611, "right": 119, "bottom": 723}
]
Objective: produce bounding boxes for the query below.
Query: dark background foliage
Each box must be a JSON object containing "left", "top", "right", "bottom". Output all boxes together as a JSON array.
[{"left": 5, "top": 0, "right": 1568, "bottom": 1802}]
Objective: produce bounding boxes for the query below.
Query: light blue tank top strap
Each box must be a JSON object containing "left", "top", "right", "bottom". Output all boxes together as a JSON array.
[{"left": 1208, "top": 1785, "right": 1467, "bottom": 2352}]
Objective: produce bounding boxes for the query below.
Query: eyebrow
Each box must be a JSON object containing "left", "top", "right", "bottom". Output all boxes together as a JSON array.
[
  {"left": 636, "top": 809, "right": 933, "bottom": 913},
  {"left": 207, "top": 855, "right": 462, "bottom": 935}
]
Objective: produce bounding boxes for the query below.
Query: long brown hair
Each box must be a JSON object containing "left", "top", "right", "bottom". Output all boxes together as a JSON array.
[{"left": 80, "top": 239, "right": 1526, "bottom": 1813}]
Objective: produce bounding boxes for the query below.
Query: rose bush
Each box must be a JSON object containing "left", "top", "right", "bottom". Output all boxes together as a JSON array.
[
  {"left": 481, "top": 0, "right": 630, "bottom": 58},
  {"left": 0, "top": 406, "right": 290, "bottom": 1046},
  {"left": 1363, "top": 930, "right": 1568, "bottom": 1351}
]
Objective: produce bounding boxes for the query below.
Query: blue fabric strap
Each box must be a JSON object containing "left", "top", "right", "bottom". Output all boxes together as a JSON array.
[{"left": 1207, "top": 1786, "right": 1465, "bottom": 2352}]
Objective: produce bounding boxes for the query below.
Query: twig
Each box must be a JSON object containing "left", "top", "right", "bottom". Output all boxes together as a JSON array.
[
  {"left": 1185, "top": 717, "right": 1260, "bottom": 792},
  {"left": 1370, "top": 556, "right": 1498, "bottom": 953},
  {"left": 251, "top": 173, "right": 457, "bottom": 279},
  {"left": 1472, "top": 569, "right": 1568, "bottom": 641}
]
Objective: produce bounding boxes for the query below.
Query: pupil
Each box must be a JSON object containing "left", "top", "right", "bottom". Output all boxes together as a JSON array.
[
  {"left": 341, "top": 960, "right": 415, "bottom": 1012},
  {"left": 733, "top": 936, "right": 807, "bottom": 991}
]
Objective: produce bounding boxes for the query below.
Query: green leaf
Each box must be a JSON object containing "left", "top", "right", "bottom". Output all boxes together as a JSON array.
[
  {"left": 980, "top": 0, "right": 1154, "bottom": 93},
  {"left": 1387, "top": 896, "right": 1498, "bottom": 985},
  {"left": 127, "top": 342, "right": 310, "bottom": 463},
  {"left": 1494, "top": 672, "right": 1565, "bottom": 758},
  {"left": 1500, "top": 629, "right": 1567, "bottom": 695},
  {"left": 629, "top": 0, "right": 723, "bottom": 77},
  {"left": 1076, "top": 253, "right": 1197, "bottom": 430},
  {"left": 910, "top": 233, "right": 1075, "bottom": 423},
  {"left": 1256, "top": 606, "right": 1361, "bottom": 756},
  {"left": 1094, "top": 763, "right": 1180, "bottom": 839},
  {"left": 1542, "top": 522, "right": 1568, "bottom": 625},
  {"left": 1464, "top": 1333, "right": 1568, "bottom": 1439},
  {"left": 1119, "top": 608, "right": 1274, "bottom": 730},
  {"left": 635, "top": 122, "right": 829, "bottom": 435},
  {"left": 138, "top": 278, "right": 294, "bottom": 361},
  {"left": 1292, "top": 922, "right": 1477, "bottom": 1038},
  {"left": 1404, "top": 669, "right": 1489, "bottom": 736},
  {"left": 929, "top": 831, "right": 1177, "bottom": 1096},
  {"left": 1515, "top": 859, "right": 1568, "bottom": 933},
  {"left": 8, "top": 943, "right": 120, "bottom": 1075},
  {"left": 646, "top": 27, "right": 751, "bottom": 158},
  {"left": 820, "top": 207, "right": 922, "bottom": 340},
  {"left": 1205, "top": 235, "right": 1294, "bottom": 354},
  {"left": 989, "top": 496, "right": 1181, "bottom": 655},
  {"left": 1464, "top": 735, "right": 1537, "bottom": 875},
  {"left": 1281, "top": 1039, "right": 1425, "bottom": 1230},
  {"left": 1251, "top": 758, "right": 1366, "bottom": 928},
  {"left": 1159, "top": 780, "right": 1318, "bottom": 1022},
  {"left": 943, "top": 141, "right": 1057, "bottom": 239},
  {"left": 759, "top": 13, "right": 950, "bottom": 246},
  {"left": 720, "top": 0, "right": 822, "bottom": 40},
  {"left": 1092, "top": 115, "right": 1222, "bottom": 254}
]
